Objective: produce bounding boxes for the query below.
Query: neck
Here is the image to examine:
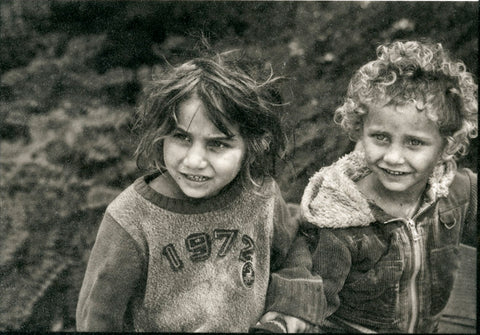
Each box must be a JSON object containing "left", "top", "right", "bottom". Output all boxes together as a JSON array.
[
  {"left": 358, "top": 174, "right": 426, "bottom": 218},
  {"left": 374, "top": 181, "right": 425, "bottom": 206},
  {"left": 150, "top": 172, "right": 189, "bottom": 199}
]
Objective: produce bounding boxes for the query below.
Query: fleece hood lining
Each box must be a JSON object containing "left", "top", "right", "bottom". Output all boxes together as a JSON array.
[{"left": 300, "top": 150, "right": 455, "bottom": 229}]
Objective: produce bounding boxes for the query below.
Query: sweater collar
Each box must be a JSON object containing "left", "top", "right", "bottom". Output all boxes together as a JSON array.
[
  {"left": 300, "top": 150, "right": 456, "bottom": 229},
  {"left": 134, "top": 171, "right": 244, "bottom": 214}
]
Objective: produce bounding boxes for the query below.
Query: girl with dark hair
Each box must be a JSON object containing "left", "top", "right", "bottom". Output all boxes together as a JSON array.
[{"left": 76, "top": 51, "right": 297, "bottom": 331}]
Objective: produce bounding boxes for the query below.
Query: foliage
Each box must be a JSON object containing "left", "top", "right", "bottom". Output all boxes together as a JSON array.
[{"left": 0, "top": 0, "right": 477, "bottom": 330}]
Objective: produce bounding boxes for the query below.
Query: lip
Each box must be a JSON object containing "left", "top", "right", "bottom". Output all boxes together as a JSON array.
[
  {"left": 181, "top": 173, "right": 211, "bottom": 183},
  {"left": 379, "top": 167, "right": 411, "bottom": 176}
]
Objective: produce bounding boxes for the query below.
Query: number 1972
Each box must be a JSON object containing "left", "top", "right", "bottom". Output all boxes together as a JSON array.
[{"left": 162, "top": 229, "right": 254, "bottom": 272}]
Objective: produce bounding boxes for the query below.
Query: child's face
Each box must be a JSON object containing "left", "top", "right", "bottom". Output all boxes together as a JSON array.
[
  {"left": 163, "top": 95, "right": 246, "bottom": 199},
  {"left": 360, "top": 103, "right": 445, "bottom": 197}
]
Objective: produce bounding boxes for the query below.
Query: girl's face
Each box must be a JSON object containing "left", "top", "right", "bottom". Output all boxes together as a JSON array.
[
  {"left": 163, "top": 95, "right": 246, "bottom": 199},
  {"left": 360, "top": 103, "right": 445, "bottom": 198}
]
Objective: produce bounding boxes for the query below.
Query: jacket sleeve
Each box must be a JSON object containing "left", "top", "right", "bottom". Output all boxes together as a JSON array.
[
  {"left": 269, "top": 182, "right": 300, "bottom": 271},
  {"left": 76, "top": 213, "right": 145, "bottom": 331},
  {"left": 265, "top": 224, "right": 352, "bottom": 325},
  {"left": 461, "top": 169, "right": 477, "bottom": 247}
]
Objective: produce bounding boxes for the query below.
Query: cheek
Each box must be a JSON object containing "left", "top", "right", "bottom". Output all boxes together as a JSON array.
[
  {"left": 414, "top": 151, "right": 442, "bottom": 173},
  {"left": 361, "top": 140, "right": 380, "bottom": 162},
  {"left": 163, "top": 140, "right": 181, "bottom": 165},
  {"left": 217, "top": 150, "right": 245, "bottom": 175}
]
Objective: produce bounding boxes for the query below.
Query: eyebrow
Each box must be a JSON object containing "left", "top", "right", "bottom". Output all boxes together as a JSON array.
[
  {"left": 404, "top": 134, "right": 432, "bottom": 142},
  {"left": 367, "top": 128, "right": 433, "bottom": 141},
  {"left": 174, "top": 126, "right": 237, "bottom": 141},
  {"left": 366, "top": 128, "right": 388, "bottom": 134}
]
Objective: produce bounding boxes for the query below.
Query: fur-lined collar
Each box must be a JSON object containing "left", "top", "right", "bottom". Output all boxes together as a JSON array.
[{"left": 300, "top": 150, "right": 456, "bottom": 229}]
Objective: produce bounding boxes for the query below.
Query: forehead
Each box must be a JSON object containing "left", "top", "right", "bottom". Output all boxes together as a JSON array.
[
  {"left": 365, "top": 103, "right": 440, "bottom": 135},
  {"left": 176, "top": 95, "right": 239, "bottom": 136}
]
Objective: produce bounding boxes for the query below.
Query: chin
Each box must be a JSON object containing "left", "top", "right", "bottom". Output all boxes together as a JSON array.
[
  {"left": 182, "top": 187, "right": 217, "bottom": 199},
  {"left": 380, "top": 181, "right": 412, "bottom": 193},
  {"left": 182, "top": 190, "right": 206, "bottom": 199}
]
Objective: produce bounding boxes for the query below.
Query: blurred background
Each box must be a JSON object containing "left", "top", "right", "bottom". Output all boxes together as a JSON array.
[{"left": 0, "top": 0, "right": 477, "bottom": 331}]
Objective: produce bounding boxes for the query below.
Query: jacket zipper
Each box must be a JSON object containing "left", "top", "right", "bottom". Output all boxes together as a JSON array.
[
  {"left": 386, "top": 201, "right": 432, "bottom": 333},
  {"left": 406, "top": 218, "right": 421, "bottom": 333},
  {"left": 404, "top": 202, "right": 434, "bottom": 332}
]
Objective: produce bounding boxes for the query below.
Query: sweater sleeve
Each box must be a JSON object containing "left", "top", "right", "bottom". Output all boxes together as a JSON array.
[
  {"left": 265, "top": 225, "right": 352, "bottom": 325},
  {"left": 76, "top": 212, "right": 146, "bottom": 331},
  {"left": 269, "top": 181, "right": 299, "bottom": 271}
]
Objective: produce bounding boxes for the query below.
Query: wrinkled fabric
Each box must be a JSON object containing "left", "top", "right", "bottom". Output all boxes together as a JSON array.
[{"left": 266, "top": 151, "right": 476, "bottom": 333}]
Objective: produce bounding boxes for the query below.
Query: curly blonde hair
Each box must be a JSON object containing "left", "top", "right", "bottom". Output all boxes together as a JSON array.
[{"left": 334, "top": 40, "right": 478, "bottom": 161}]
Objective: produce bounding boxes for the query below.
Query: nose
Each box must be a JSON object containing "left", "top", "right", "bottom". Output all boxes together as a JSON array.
[
  {"left": 183, "top": 143, "right": 208, "bottom": 170},
  {"left": 383, "top": 144, "right": 405, "bottom": 165}
]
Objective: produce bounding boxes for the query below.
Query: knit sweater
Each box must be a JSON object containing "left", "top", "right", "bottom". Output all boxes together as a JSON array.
[{"left": 76, "top": 173, "right": 297, "bottom": 332}]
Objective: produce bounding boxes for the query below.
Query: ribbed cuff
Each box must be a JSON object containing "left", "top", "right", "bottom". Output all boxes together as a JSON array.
[{"left": 265, "top": 272, "right": 327, "bottom": 325}]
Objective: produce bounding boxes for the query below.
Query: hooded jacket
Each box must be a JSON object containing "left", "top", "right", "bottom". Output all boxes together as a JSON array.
[{"left": 265, "top": 150, "right": 476, "bottom": 333}]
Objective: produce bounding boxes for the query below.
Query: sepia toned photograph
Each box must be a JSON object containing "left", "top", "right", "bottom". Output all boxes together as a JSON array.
[{"left": 0, "top": 0, "right": 477, "bottom": 332}]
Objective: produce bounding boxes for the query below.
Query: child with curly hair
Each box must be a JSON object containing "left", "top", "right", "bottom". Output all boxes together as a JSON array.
[
  {"left": 257, "top": 40, "right": 477, "bottom": 333},
  {"left": 76, "top": 51, "right": 298, "bottom": 331}
]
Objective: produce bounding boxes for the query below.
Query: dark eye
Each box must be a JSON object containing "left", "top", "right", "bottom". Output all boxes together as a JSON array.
[
  {"left": 372, "top": 133, "right": 388, "bottom": 142},
  {"left": 172, "top": 132, "right": 190, "bottom": 142},
  {"left": 209, "top": 140, "right": 229, "bottom": 149},
  {"left": 408, "top": 138, "right": 424, "bottom": 146}
]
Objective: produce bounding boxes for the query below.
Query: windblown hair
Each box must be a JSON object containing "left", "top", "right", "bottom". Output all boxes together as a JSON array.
[
  {"left": 133, "top": 51, "right": 287, "bottom": 188},
  {"left": 334, "top": 40, "right": 478, "bottom": 161}
]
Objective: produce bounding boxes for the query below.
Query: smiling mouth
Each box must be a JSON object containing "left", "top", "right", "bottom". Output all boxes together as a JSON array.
[
  {"left": 380, "top": 168, "right": 409, "bottom": 176},
  {"left": 184, "top": 174, "right": 210, "bottom": 182}
]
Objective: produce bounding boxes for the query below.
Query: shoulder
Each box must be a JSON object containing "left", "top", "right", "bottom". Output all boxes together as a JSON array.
[
  {"left": 104, "top": 175, "right": 167, "bottom": 251},
  {"left": 449, "top": 168, "right": 476, "bottom": 198},
  {"left": 229, "top": 177, "right": 281, "bottom": 215},
  {"left": 107, "top": 173, "right": 166, "bottom": 214},
  {"left": 105, "top": 175, "right": 157, "bottom": 232},
  {"left": 106, "top": 181, "right": 143, "bottom": 215},
  {"left": 249, "top": 177, "right": 282, "bottom": 201},
  {"left": 454, "top": 167, "right": 477, "bottom": 184},
  {"left": 441, "top": 168, "right": 477, "bottom": 208}
]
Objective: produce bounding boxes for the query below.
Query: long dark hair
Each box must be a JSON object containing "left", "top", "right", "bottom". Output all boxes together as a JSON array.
[{"left": 133, "top": 51, "right": 287, "bottom": 188}]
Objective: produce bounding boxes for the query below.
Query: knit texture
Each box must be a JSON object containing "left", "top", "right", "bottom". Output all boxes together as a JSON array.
[{"left": 77, "top": 174, "right": 296, "bottom": 332}]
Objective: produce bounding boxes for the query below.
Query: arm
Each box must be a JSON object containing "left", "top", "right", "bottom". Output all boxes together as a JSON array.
[
  {"left": 461, "top": 169, "right": 477, "bottom": 247},
  {"left": 76, "top": 213, "right": 145, "bottom": 331},
  {"left": 269, "top": 182, "right": 299, "bottom": 271},
  {"left": 265, "top": 224, "right": 352, "bottom": 326}
]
